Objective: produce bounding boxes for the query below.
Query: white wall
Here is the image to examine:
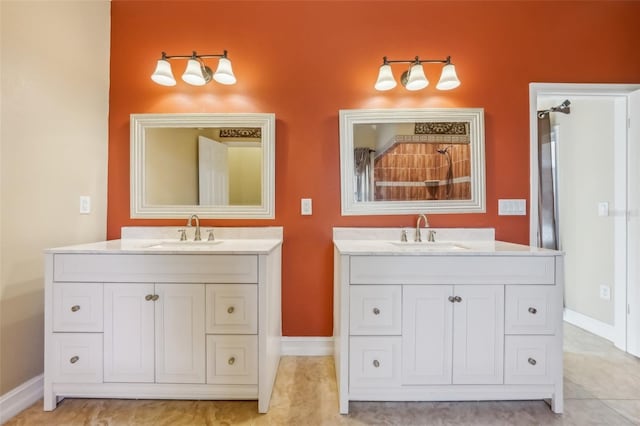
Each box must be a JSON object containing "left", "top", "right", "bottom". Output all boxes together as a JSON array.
[
  {"left": 0, "top": 0, "right": 110, "bottom": 395},
  {"left": 539, "top": 96, "right": 616, "bottom": 325}
]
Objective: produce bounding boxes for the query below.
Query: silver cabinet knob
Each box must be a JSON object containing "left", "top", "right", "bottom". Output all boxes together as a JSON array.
[
  {"left": 71, "top": 305, "right": 80, "bottom": 312},
  {"left": 152, "top": 294, "right": 159, "bottom": 301},
  {"left": 448, "top": 296, "right": 455, "bottom": 303},
  {"left": 145, "top": 294, "right": 153, "bottom": 301},
  {"left": 70, "top": 356, "right": 79, "bottom": 364},
  {"left": 228, "top": 357, "right": 236, "bottom": 365},
  {"left": 372, "top": 307, "right": 380, "bottom": 315},
  {"left": 454, "top": 296, "right": 462, "bottom": 303},
  {"left": 227, "top": 306, "right": 235, "bottom": 314},
  {"left": 528, "top": 357, "right": 537, "bottom": 366},
  {"left": 528, "top": 307, "right": 537, "bottom": 314},
  {"left": 373, "top": 360, "right": 380, "bottom": 368}
]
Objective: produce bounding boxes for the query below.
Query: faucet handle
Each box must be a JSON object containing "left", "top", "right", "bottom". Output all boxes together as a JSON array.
[
  {"left": 400, "top": 229, "right": 408, "bottom": 242},
  {"left": 178, "top": 229, "right": 187, "bottom": 241},
  {"left": 207, "top": 229, "right": 215, "bottom": 241},
  {"left": 427, "top": 230, "right": 436, "bottom": 242}
]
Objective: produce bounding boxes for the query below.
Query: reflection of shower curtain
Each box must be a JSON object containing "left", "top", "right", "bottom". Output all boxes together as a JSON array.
[
  {"left": 537, "top": 113, "right": 558, "bottom": 249},
  {"left": 354, "top": 148, "right": 374, "bottom": 201}
]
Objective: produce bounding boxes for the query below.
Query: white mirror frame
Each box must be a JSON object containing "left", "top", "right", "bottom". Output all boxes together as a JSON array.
[
  {"left": 130, "top": 113, "right": 275, "bottom": 219},
  {"left": 339, "top": 108, "right": 485, "bottom": 215}
]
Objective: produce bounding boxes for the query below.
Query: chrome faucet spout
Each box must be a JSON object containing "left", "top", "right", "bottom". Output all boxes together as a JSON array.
[
  {"left": 187, "top": 214, "right": 201, "bottom": 241},
  {"left": 415, "top": 214, "right": 429, "bottom": 242}
]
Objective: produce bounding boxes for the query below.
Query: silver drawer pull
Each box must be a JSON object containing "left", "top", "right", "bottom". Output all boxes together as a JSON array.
[
  {"left": 70, "top": 356, "right": 79, "bottom": 364},
  {"left": 454, "top": 296, "right": 462, "bottom": 303},
  {"left": 228, "top": 357, "right": 236, "bottom": 365},
  {"left": 227, "top": 306, "right": 235, "bottom": 314},
  {"left": 372, "top": 307, "right": 380, "bottom": 315},
  {"left": 373, "top": 359, "right": 380, "bottom": 368},
  {"left": 152, "top": 294, "right": 159, "bottom": 301},
  {"left": 71, "top": 305, "right": 80, "bottom": 312},
  {"left": 145, "top": 294, "right": 153, "bottom": 301},
  {"left": 528, "top": 357, "right": 537, "bottom": 366},
  {"left": 448, "top": 296, "right": 455, "bottom": 303},
  {"left": 528, "top": 307, "right": 537, "bottom": 314}
]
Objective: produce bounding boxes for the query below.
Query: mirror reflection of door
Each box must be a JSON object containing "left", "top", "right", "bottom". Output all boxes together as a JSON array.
[{"left": 198, "top": 136, "right": 229, "bottom": 205}]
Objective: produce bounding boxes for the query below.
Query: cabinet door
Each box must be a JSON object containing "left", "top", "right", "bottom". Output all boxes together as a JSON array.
[
  {"left": 402, "top": 285, "right": 453, "bottom": 384},
  {"left": 452, "top": 285, "right": 504, "bottom": 384},
  {"left": 104, "top": 283, "right": 155, "bottom": 382},
  {"left": 155, "top": 284, "right": 205, "bottom": 384}
]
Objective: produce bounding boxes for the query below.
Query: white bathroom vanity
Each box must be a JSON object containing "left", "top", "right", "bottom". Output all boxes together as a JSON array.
[
  {"left": 333, "top": 227, "right": 564, "bottom": 414},
  {"left": 43, "top": 227, "right": 282, "bottom": 413}
]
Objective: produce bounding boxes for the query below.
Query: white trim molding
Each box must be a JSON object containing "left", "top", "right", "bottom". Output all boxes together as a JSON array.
[
  {"left": 564, "top": 309, "right": 615, "bottom": 342},
  {"left": 0, "top": 374, "right": 43, "bottom": 424},
  {"left": 280, "top": 337, "right": 334, "bottom": 356}
]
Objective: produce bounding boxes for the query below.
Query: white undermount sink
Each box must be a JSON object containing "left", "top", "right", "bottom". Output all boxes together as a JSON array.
[
  {"left": 388, "top": 241, "right": 468, "bottom": 250},
  {"left": 146, "top": 240, "right": 223, "bottom": 249}
]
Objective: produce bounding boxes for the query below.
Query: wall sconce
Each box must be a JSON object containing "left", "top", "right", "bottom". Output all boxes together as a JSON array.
[
  {"left": 374, "top": 55, "right": 460, "bottom": 91},
  {"left": 151, "top": 50, "right": 236, "bottom": 87}
]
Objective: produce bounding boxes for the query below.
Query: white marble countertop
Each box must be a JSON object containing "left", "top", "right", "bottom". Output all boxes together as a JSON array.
[
  {"left": 333, "top": 227, "right": 562, "bottom": 257},
  {"left": 45, "top": 227, "right": 283, "bottom": 255}
]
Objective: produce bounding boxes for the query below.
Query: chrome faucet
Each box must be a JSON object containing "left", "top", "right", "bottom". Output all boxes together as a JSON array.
[
  {"left": 415, "top": 214, "right": 429, "bottom": 242},
  {"left": 187, "top": 214, "right": 201, "bottom": 241}
]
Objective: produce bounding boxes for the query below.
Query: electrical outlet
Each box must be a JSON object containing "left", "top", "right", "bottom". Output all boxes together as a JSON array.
[
  {"left": 498, "top": 199, "right": 526, "bottom": 216},
  {"left": 79, "top": 196, "right": 91, "bottom": 214},
  {"left": 599, "top": 285, "right": 611, "bottom": 300}
]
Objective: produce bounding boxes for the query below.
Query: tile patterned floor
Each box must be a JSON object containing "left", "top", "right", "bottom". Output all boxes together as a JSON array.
[{"left": 6, "top": 323, "right": 640, "bottom": 425}]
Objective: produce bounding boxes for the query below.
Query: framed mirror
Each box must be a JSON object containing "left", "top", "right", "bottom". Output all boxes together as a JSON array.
[
  {"left": 339, "top": 108, "right": 485, "bottom": 215},
  {"left": 130, "top": 113, "right": 275, "bottom": 219}
]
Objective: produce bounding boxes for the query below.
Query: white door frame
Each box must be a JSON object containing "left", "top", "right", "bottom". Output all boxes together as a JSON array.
[{"left": 529, "top": 83, "right": 640, "bottom": 351}]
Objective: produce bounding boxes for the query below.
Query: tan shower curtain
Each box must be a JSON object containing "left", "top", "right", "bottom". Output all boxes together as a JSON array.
[{"left": 537, "top": 112, "right": 558, "bottom": 249}]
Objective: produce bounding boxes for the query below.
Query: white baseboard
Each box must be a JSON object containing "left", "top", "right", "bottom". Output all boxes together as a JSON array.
[
  {"left": 281, "top": 336, "right": 334, "bottom": 356},
  {"left": 564, "top": 308, "right": 615, "bottom": 342},
  {"left": 0, "top": 374, "right": 43, "bottom": 424}
]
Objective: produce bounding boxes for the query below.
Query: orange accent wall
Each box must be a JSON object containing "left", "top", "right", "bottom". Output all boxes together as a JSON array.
[{"left": 109, "top": 1, "right": 640, "bottom": 336}]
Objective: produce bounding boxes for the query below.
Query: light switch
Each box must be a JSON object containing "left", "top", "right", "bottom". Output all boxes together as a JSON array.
[
  {"left": 79, "top": 196, "right": 91, "bottom": 214},
  {"left": 301, "top": 198, "right": 312, "bottom": 215},
  {"left": 598, "top": 202, "right": 609, "bottom": 217}
]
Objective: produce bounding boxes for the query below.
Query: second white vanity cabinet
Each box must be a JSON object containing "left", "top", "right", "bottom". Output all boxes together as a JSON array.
[
  {"left": 334, "top": 228, "right": 564, "bottom": 415},
  {"left": 44, "top": 228, "right": 282, "bottom": 414},
  {"left": 402, "top": 285, "right": 504, "bottom": 385}
]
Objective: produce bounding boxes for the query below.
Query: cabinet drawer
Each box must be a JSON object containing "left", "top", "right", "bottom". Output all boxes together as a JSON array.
[
  {"left": 350, "top": 286, "right": 401, "bottom": 335},
  {"left": 54, "top": 254, "right": 258, "bottom": 283},
  {"left": 350, "top": 256, "right": 555, "bottom": 285},
  {"left": 504, "top": 336, "right": 556, "bottom": 384},
  {"left": 53, "top": 283, "right": 103, "bottom": 332},
  {"left": 505, "top": 286, "right": 556, "bottom": 335},
  {"left": 349, "top": 337, "right": 401, "bottom": 388},
  {"left": 51, "top": 333, "right": 103, "bottom": 383},
  {"left": 206, "top": 284, "right": 257, "bottom": 334},
  {"left": 206, "top": 335, "right": 257, "bottom": 385}
]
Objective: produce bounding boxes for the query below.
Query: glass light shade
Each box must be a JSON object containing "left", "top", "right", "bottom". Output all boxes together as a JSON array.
[
  {"left": 182, "top": 59, "right": 211, "bottom": 86},
  {"left": 374, "top": 64, "right": 397, "bottom": 91},
  {"left": 405, "top": 63, "right": 428, "bottom": 91},
  {"left": 151, "top": 59, "right": 176, "bottom": 86},
  {"left": 436, "top": 63, "right": 461, "bottom": 90},
  {"left": 213, "top": 57, "right": 237, "bottom": 85}
]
